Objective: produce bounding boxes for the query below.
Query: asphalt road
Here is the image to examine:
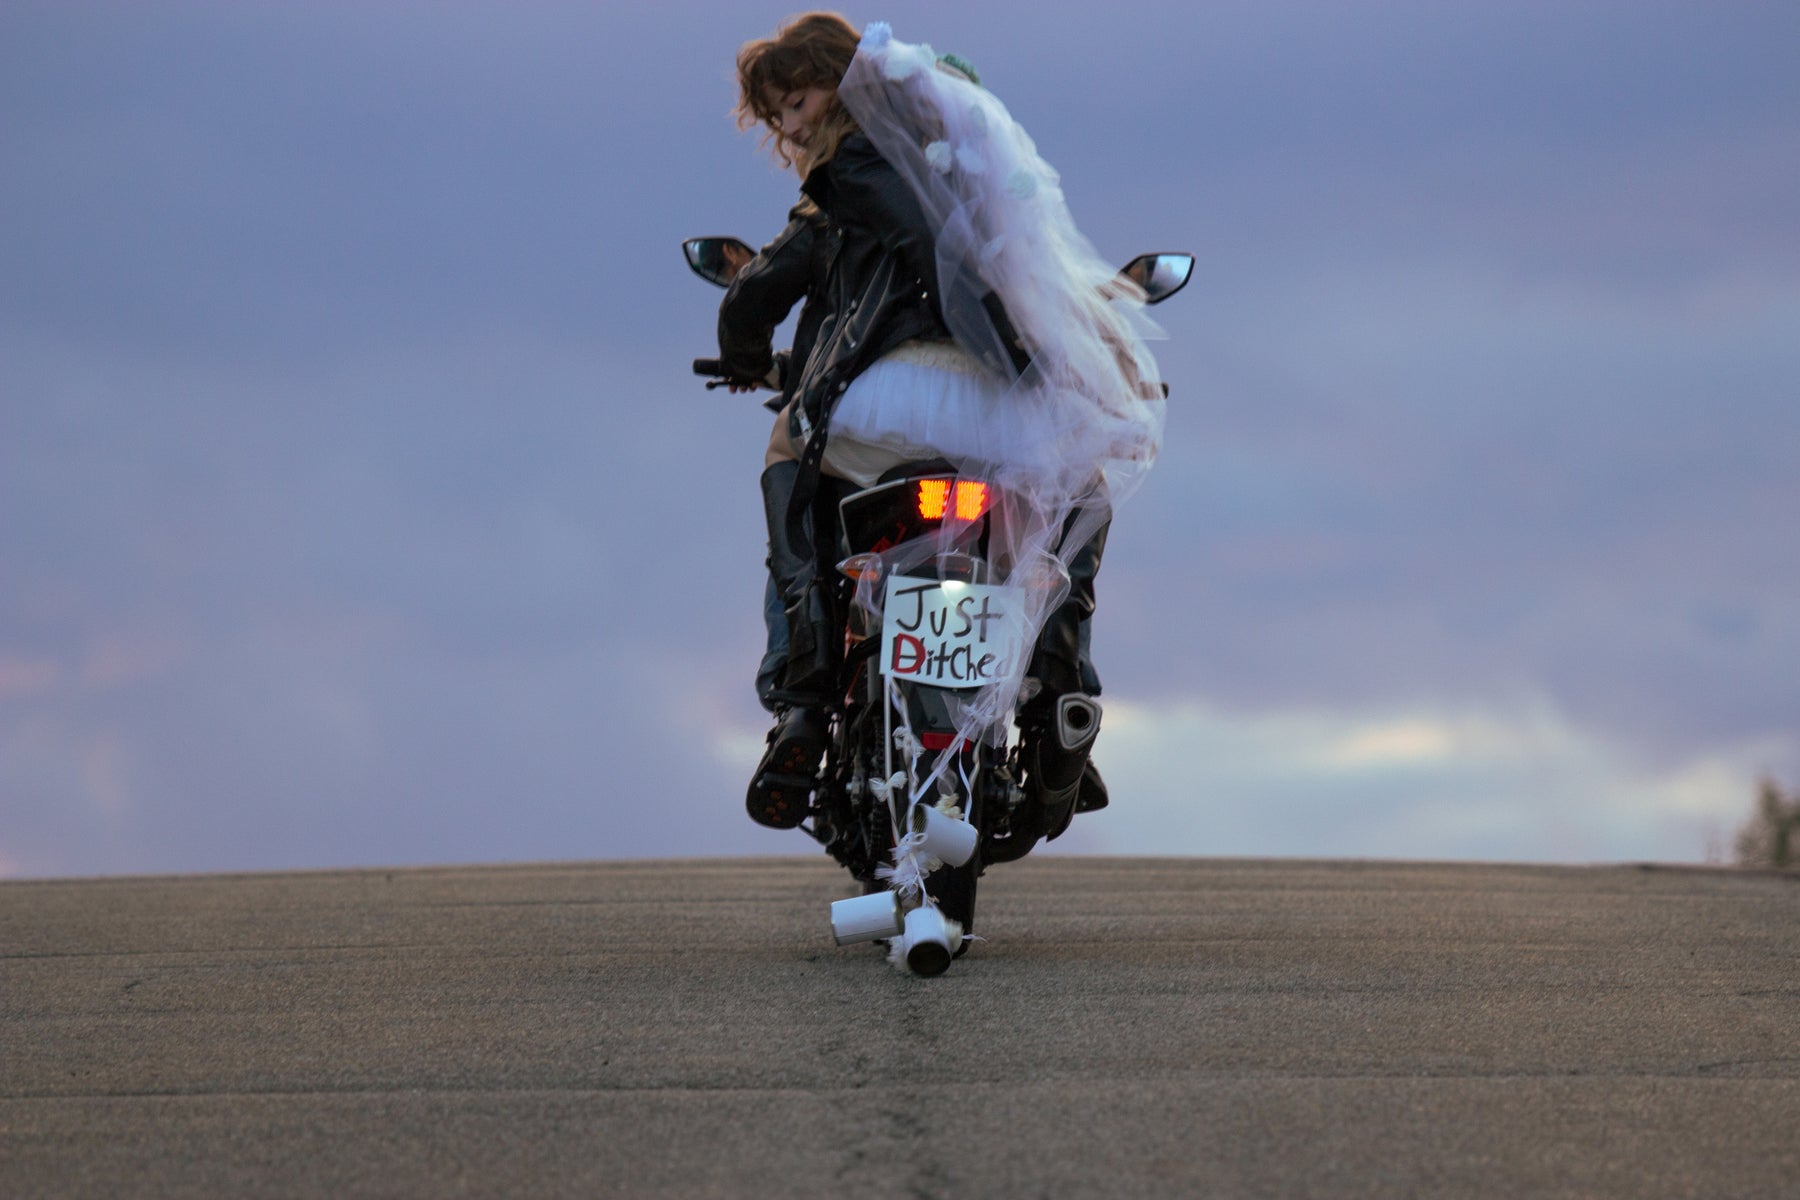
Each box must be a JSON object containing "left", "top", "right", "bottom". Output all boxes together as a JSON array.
[{"left": 3, "top": 857, "right": 1797, "bottom": 1198}]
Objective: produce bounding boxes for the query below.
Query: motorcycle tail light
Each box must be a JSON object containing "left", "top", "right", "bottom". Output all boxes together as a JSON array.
[
  {"left": 916, "top": 479, "right": 991, "bottom": 522},
  {"left": 953, "top": 481, "right": 989, "bottom": 521},
  {"left": 917, "top": 479, "right": 950, "bottom": 520}
]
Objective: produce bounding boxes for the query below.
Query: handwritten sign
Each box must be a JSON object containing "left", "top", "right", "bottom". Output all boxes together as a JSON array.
[{"left": 879, "top": 575, "right": 1028, "bottom": 690}]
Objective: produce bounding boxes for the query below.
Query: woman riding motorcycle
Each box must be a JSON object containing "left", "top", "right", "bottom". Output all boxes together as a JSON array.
[{"left": 718, "top": 14, "right": 1164, "bottom": 839}]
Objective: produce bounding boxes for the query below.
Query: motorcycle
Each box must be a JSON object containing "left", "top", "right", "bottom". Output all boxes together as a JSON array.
[{"left": 684, "top": 236, "right": 1192, "bottom": 975}]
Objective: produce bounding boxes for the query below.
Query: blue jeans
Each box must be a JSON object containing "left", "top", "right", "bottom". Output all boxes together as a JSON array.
[{"left": 756, "top": 575, "right": 789, "bottom": 713}]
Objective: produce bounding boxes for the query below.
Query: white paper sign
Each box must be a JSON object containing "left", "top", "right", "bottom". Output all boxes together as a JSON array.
[{"left": 879, "top": 575, "right": 1028, "bottom": 689}]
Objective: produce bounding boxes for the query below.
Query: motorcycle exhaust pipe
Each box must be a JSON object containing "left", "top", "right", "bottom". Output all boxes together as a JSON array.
[
  {"left": 900, "top": 905, "right": 955, "bottom": 976},
  {"left": 1055, "top": 693, "right": 1103, "bottom": 754}
]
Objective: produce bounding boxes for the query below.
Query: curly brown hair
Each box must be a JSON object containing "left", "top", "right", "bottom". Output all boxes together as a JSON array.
[{"left": 735, "top": 12, "right": 861, "bottom": 175}]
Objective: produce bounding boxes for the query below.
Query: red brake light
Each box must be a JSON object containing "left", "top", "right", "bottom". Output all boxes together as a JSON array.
[
  {"left": 917, "top": 479, "right": 950, "bottom": 520},
  {"left": 917, "top": 479, "right": 990, "bottom": 522},
  {"left": 953, "top": 481, "right": 989, "bottom": 521}
]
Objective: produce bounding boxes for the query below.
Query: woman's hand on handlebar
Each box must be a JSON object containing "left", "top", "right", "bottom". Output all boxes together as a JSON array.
[
  {"left": 723, "top": 367, "right": 779, "bottom": 393},
  {"left": 695, "top": 357, "right": 782, "bottom": 393}
]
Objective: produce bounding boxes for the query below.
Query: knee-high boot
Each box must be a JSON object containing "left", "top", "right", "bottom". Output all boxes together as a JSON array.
[
  {"left": 754, "top": 462, "right": 801, "bottom": 712},
  {"left": 761, "top": 461, "right": 835, "bottom": 706},
  {"left": 1028, "top": 519, "right": 1107, "bottom": 704},
  {"left": 1018, "top": 517, "right": 1110, "bottom": 839},
  {"left": 747, "top": 462, "right": 831, "bottom": 829}
]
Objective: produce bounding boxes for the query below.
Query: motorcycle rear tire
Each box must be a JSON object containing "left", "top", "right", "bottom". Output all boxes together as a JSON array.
[{"left": 929, "top": 857, "right": 979, "bottom": 957}]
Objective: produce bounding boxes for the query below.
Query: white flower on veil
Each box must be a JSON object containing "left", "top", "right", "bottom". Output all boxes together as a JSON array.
[
  {"left": 1005, "top": 167, "right": 1038, "bottom": 199},
  {"left": 881, "top": 40, "right": 935, "bottom": 81}
]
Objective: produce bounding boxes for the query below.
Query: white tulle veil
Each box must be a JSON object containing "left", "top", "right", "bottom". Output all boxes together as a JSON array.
[{"left": 834, "top": 23, "right": 1168, "bottom": 888}]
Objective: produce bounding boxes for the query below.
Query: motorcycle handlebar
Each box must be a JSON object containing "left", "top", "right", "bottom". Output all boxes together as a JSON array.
[
  {"left": 697, "top": 355, "right": 1168, "bottom": 397},
  {"left": 692, "top": 357, "right": 738, "bottom": 390}
]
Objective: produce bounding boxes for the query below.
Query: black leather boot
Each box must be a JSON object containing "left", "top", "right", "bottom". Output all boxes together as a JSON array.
[
  {"left": 1027, "top": 517, "right": 1107, "bottom": 708},
  {"left": 748, "top": 462, "right": 830, "bottom": 828},
  {"left": 765, "top": 462, "right": 835, "bottom": 704},
  {"left": 747, "top": 704, "right": 829, "bottom": 829},
  {"left": 1019, "top": 515, "right": 1109, "bottom": 840}
]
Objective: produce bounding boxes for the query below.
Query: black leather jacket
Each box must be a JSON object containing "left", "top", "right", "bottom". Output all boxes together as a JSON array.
[
  {"left": 716, "top": 204, "right": 829, "bottom": 410},
  {"left": 718, "top": 133, "right": 1024, "bottom": 434}
]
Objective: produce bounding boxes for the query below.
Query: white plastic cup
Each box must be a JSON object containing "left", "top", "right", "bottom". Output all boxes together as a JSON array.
[
  {"left": 911, "top": 803, "right": 978, "bottom": 869},
  {"left": 830, "top": 890, "right": 904, "bottom": 945},
  {"left": 900, "top": 904, "right": 955, "bottom": 976}
]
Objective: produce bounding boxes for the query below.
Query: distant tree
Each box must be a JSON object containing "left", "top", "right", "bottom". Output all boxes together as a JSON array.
[{"left": 1734, "top": 776, "right": 1800, "bottom": 869}]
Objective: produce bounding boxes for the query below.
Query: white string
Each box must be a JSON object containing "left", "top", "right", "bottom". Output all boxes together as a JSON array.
[{"left": 879, "top": 678, "right": 936, "bottom": 907}]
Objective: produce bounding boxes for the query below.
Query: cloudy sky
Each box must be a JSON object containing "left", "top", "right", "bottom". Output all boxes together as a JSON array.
[{"left": 3, "top": 1, "right": 1796, "bottom": 878}]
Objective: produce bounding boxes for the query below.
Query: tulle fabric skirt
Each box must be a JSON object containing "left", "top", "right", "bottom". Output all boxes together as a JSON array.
[{"left": 824, "top": 338, "right": 1089, "bottom": 487}]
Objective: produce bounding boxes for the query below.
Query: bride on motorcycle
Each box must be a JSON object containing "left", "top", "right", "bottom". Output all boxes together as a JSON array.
[{"left": 718, "top": 13, "right": 1166, "bottom": 838}]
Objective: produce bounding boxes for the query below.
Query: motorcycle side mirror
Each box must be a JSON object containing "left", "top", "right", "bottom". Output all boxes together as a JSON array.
[
  {"left": 1120, "top": 253, "right": 1195, "bottom": 305},
  {"left": 682, "top": 237, "right": 757, "bottom": 288}
]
